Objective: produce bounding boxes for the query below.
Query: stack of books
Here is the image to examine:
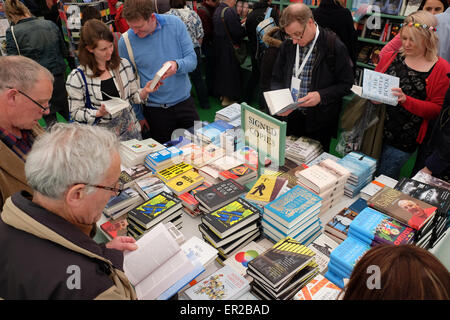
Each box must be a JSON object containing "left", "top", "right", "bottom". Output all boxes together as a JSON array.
[
  {"left": 360, "top": 174, "right": 398, "bottom": 200},
  {"left": 103, "top": 187, "right": 144, "bottom": 220},
  {"left": 144, "top": 146, "right": 183, "bottom": 172},
  {"left": 119, "top": 138, "right": 165, "bottom": 168},
  {"left": 247, "top": 237, "right": 319, "bottom": 300},
  {"left": 198, "top": 197, "right": 262, "bottom": 262},
  {"left": 285, "top": 136, "right": 323, "bottom": 165},
  {"left": 307, "top": 233, "right": 339, "bottom": 274},
  {"left": 195, "top": 120, "right": 235, "bottom": 145},
  {"left": 194, "top": 179, "right": 246, "bottom": 214},
  {"left": 219, "top": 163, "right": 257, "bottom": 185},
  {"left": 244, "top": 174, "right": 288, "bottom": 207},
  {"left": 126, "top": 191, "right": 183, "bottom": 240},
  {"left": 178, "top": 182, "right": 211, "bottom": 217},
  {"left": 214, "top": 103, "right": 241, "bottom": 123},
  {"left": 179, "top": 142, "right": 225, "bottom": 170},
  {"left": 337, "top": 151, "right": 377, "bottom": 198},
  {"left": 181, "top": 265, "right": 251, "bottom": 300},
  {"left": 262, "top": 185, "right": 322, "bottom": 245},
  {"left": 295, "top": 159, "right": 350, "bottom": 214},
  {"left": 198, "top": 155, "right": 244, "bottom": 185},
  {"left": 119, "top": 164, "right": 153, "bottom": 189},
  {"left": 134, "top": 175, "right": 172, "bottom": 200},
  {"left": 154, "top": 162, "right": 205, "bottom": 196},
  {"left": 348, "top": 207, "right": 416, "bottom": 246},
  {"left": 306, "top": 151, "right": 340, "bottom": 167},
  {"left": 324, "top": 236, "right": 371, "bottom": 289}
]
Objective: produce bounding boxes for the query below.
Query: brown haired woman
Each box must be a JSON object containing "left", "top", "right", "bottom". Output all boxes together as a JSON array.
[
  {"left": 343, "top": 244, "right": 450, "bottom": 299},
  {"left": 66, "top": 19, "right": 158, "bottom": 141}
]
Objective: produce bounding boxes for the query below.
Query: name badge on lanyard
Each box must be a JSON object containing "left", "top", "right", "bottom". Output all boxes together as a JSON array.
[{"left": 290, "top": 25, "right": 320, "bottom": 102}]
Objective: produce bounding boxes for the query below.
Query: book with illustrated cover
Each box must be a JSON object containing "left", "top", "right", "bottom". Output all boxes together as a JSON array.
[
  {"left": 219, "top": 163, "right": 257, "bottom": 184},
  {"left": 348, "top": 207, "right": 415, "bottom": 246},
  {"left": 166, "top": 170, "right": 205, "bottom": 196},
  {"left": 134, "top": 176, "right": 172, "bottom": 200},
  {"left": 223, "top": 241, "right": 267, "bottom": 276},
  {"left": 182, "top": 265, "right": 250, "bottom": 300},
  {"left": 296, "top": 165, "right": 338, "bottom": 194},
  {"left": 264, "top": 185, "right": 322, "bottom": 229},
  {"left": 195, "top": 179, "right": 246, "bottom": 212},
  {"left": 307, "top": 233, "right": 339, "bottom": 274},
  {"left": 351, "top": 69, "right": 400, "bottom": 106},
  {"left": 201, "top": 197, "right": 261, "bottom": 238},
  {"left": 103, "top": 187, "right": 142, "bottom": 216},
  {"left": 325, "top": 207, "right": 360, "bottom": 242},
  {"left": 293, "top": 274, "right": 342, "bottom": 300},
  {"left": 198, "top": 222, "right": 260, "bottom": 248},
  {"left": 245, "top": 174, "right": 288, "bottom": 205},
  {"left": 180, "top": 236, "right": 218, "bottom": 267},
  {"left": 178, "top": 182, "right": 211, "bottom": 210},
  {"left": 411, "top": 171, "right": 450, "bottom": 191},
  {"left": 128, "top": 191, "right": 182, "bottom": 229},
  {"left": 156, "top": 162, "right": 193, "bottom": 183},
  {"left": 100, "top": 215, "right": 129, "bottom": 240},
  {"left": 145, "top": 146, "right": 183, "bottom": 168},
  {"left": 368, "top": 186, "right": 437, "bottom": 230},
  {"left": 119, "top": 164, "right": 153, "bottom": 189},
  {"left": 195, "top": 120, "right": 235, "bottom": 144}
]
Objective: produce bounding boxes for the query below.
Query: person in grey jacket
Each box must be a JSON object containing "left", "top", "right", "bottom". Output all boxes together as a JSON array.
[{"left": 5, "top": 0, "right": 69, "bottom": 125}]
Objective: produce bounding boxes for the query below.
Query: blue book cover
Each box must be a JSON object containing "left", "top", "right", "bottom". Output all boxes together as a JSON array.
[
  {"left": 196, "top": 120, "right": 234, "bottom": 143},
  {"left": 261, "top": 215, "right": 320, "bottom": 241},
  {"left": 146, "top": 146, "right": 183, "bottom": 165},
  {"left": 329, "top": 237, "right": 370, "bottom": 275},
  {"left": 349, "top": 207, "right": 416, "bottom": 246},
  {"left": 264, "top": 185, "right": 322, "bottom": 229},
  {"left": 327, "top": 260, "right": 351, "bottom": 280},
  {"left": 262, "top": 207, "right": 319, "bottom": 236},
  {"left": 324, "top": 269, "right": 346, "bottom": 289},
  {"left": 348, "top": 198, "right": 368, "bottom": 213}
]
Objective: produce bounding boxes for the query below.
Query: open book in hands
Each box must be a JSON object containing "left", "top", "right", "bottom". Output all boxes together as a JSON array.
[
  {"left": 102, "top": 97, "right": 130, "bottom": 116},
  {"left": 149, "top": 62, "right": 172, "bottom": 90},
  {"left": 351, "top": 69, "right": 400, "bottom": 106},
  {"left": 263, "top": 88, "right": 306, "bottom": 115},
  {"left": 123, "top": 222, "right": 203, "bottom": 300}
]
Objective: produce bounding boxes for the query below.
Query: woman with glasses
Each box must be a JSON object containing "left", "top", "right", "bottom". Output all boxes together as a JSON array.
[
  {"left": 374, "top": 11, "right": 450, "bottom": 179},
  {"left": 66, "top": 19, "right": 158, "bottom": 141}
]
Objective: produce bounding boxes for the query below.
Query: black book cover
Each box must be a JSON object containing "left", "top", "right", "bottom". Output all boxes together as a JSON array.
[{"left": 195, "top": 179, "right": 246, "bottom": 210}]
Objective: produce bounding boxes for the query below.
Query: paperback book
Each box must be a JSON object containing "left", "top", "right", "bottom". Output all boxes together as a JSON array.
[
  {"left": 195, "top": 179, "right": 246, "bottom": 212},
  {"left": 351, "top": 69, "right": 400, "bottom": 106},
  {"left": 245, "top": 174, "right": 288, "bottom": 205}
]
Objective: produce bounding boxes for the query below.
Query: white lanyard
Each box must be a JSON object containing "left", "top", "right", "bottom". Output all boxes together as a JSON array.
[{"left": 294, "top": 25, "right": 320, "bottom": 79}]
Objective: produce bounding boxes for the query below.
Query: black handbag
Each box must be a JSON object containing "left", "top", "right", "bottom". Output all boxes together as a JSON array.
[{"left": 220, "top": 7, "right": 247, "bottom": 65}]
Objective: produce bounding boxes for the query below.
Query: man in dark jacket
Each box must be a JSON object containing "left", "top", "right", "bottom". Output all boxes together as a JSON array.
[{"left": 271, "top": 3, "right": 353, "bottom": 152}]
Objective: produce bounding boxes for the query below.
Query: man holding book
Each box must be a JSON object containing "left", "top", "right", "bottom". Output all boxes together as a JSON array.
[
  {"left": 0, "top": 123, "right": 138, "bottom": 299},
  {"left": 270, "top": 3, "right": 353, "bottom": 152},
  {"left": 118, "top": 0, "right": 200, "bottom": 143}
]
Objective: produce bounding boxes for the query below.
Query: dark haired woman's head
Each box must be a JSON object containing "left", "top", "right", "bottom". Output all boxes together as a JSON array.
[
  {"left": 343, "top": 244, "right": 450, "bottom": 300},
  {"left": 419, "top": 0, "right": 448, "bottom": 15},
  {"left": 78, "top": 19, "right": 121, "bottom": 77}
]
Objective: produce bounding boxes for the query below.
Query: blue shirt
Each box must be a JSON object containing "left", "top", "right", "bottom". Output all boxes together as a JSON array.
[
  {"left": 118, "top": 14, "right": 197, "bottom": 118},
  {"left": 436, "top": 8, "right": 450, "bottom": 63}
]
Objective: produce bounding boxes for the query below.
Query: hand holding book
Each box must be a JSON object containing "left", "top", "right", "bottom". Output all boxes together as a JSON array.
[
  {"left": 390, "top": 87, "right": 407, "bottom": 104},
  {"left": 278, "top": 91, "right": 320, "bottom": 116},
  {"left": 106, "top": 235, "right": 138, "bottom": 252}
]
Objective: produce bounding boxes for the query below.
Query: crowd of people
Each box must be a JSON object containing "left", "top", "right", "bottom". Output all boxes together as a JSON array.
[{"left": 0, "top": 0, "right": 449, "bottom": 299}]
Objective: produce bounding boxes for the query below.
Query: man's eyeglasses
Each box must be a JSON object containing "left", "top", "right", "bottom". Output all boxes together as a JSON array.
[
  {"left": 6, "top": 87, "right": 50, "bottom": 112},
  {"left": 286, "top": 23, "right": 308, "bottom": 41},
  {"left": 76, "top": 183, "right": 123, "bottom": 196}
]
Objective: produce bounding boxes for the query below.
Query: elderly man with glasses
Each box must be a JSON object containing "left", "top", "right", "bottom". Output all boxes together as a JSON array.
[
  {"left": 271, "top": 3, "right": 354, "bottom": 152},
  {"left": 0, "top": 55, "right": 55, "bottom": 209},
  {"left": 0, "top": 122, "right": 138, "bottom": 299}
]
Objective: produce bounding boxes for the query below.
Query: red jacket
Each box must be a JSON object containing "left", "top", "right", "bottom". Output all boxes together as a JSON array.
[{"left": 375, "top": 51, "right": 450, "bottom": 144}]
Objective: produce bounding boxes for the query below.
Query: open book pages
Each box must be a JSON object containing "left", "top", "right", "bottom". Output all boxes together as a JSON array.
[
  {"left": 150, "top": 62, "right": 171, "bottom": 90},
  {"left": 263, "top": 88, "right": 300, "bottom": 115},
  {"left": 351, "top": 69, "right": 400, "bottom": 106},
  {"left": 102, "top": 97, "right": 130, "bottom": 115}
]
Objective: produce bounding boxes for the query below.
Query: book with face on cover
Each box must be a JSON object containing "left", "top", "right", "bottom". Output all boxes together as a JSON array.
[{"left": 368, "top": 186, "right": 437, "bottom": 230}]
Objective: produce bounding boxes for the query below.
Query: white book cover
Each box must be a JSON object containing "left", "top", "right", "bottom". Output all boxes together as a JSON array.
[
  {"left": 296, "top": 165, "right": 338, "bottom": 194},
  {"left": 150, "top": 62, "right": 171, "bottom": 90},
  {"left": 102, "top": 97, "right": 129, "bottom": 115},
  {"left": 121, "top": 139, "right": 153, "bottom": 155},
  {"left": 180, "top": 236, "right": 218, "bottom": 267},
  {"left": 183, "top": 265, "right": 250, "bottom": 300},
  {"left": 223, "top": 241, "right": 267, "bottom": 276},
  {"left": 263, "top": 88, "right": 300, "bottom": 115},
  {"left": 215, "top": 103, "right": 241, "bottom": 121},
  {"left": 352, "top": 69, "right": 400, "bottom": 106}
]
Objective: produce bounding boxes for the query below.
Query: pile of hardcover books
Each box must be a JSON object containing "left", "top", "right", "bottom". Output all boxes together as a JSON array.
[
  {"left": 337, "top": 151, "right": 376, "bottom": 198},
  {"left": 144, "top": 146, "right": 183, "bottom": 172},
  {"left": 195, "top": 119, "right": 235, "bottom": 145},
  {"left": 295, "top": 159, "right": 350, "bottom": 214},
  {"left": 359, "top": 174, "right": 398, "bottom": 200},
  {"left": 214, "top": 103, "right": 241, "bottom": 123},
  {"left": 285, "top": 136, "right": 322, "bottom": 165},
  {"left": 155, "top": 162, "right": 205, "bottom": 196},
  {"left": 247, "top": 237, "right": 319, "bottom": 300},
  {"left": 198, "top": 187, "right": 262, "bottom": 262},
  {"left": 119, "top": 138, "right": 165, "bottom": 168},
  {"left": 126, "top": 191, "right": 184, "bottom": 240},
  {"left": 261, "top": 185, "right": 322, "bottom": 245}
]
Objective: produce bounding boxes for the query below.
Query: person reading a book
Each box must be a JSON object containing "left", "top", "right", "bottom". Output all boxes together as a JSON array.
[
  {"left": 342, "top": 244, "right": 450, "bottom": 299},
  {"left": 270, "top": 3, "right": 354, "bottom": 152},
  {"left": 0, "top": 55, "right": 52, "bottom": 209},
  {"left": 66, "top": 19, "right": 159, "bottom": 142},
  {"left": 0, "top": 123, "right": 139, "bottom": 299},
  {"left": 374, "top": 10, "right": 450, "bottom": 179},
  {"left": 118, "top": 0, "right": 200, "bottom": 143}
]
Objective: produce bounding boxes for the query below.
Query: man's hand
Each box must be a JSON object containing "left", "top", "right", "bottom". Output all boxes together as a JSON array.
[
  {"left": 297, "top": 91, "right": 321, "bottom": 107},
  {"left": 420, "top": 166, "right": 433, "bottom": 175},
  {"left": 139, "top": 119, "right": 150, "bottom": 132},
  {"left": 161, "top": 61, "right": 178, "bottom": 80},
  {"left": 140, "top": 80, "right": 162, "bottom": 100},
  {"left": 106, "top": 236, "right": 138, "bottom": 252}
]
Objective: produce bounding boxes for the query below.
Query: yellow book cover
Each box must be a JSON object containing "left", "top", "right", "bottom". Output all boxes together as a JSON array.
[
  {"left": 156, "top": 162, "right": 193, "bottom": 182},
  {"left": 245, "top": 174, "right": 287, "bottom": 204},
  {"left": 166, "top": 170, "right": 204, "bottom": 195}
]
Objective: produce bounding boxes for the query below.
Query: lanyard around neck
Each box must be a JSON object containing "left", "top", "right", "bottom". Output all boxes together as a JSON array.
[{"left": 294, "top": 24, "right": 320, "bottom": 79}]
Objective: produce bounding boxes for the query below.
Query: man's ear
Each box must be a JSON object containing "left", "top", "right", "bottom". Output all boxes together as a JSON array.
[
  {"left": 65, "top": 184, "right": 86, "bottom": 208},
  {"left": 5, "top": 88, "right": 18, "bottom": 106}
]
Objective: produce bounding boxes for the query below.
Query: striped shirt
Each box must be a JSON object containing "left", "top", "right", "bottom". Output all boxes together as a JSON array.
[{"left": 295, "top": 43, "right": 317, "bottom": 99}]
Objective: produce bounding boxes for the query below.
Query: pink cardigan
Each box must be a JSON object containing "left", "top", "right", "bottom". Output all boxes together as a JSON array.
[{"left": 375, "top": 46, "right": 450, "bottom": 144}]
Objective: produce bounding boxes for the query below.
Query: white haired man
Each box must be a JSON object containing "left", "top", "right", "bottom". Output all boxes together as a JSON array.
[
  {"left": 0, "top": 55, "right": 53, "bottom": 209},
  {"left": 0, "top": 123, "right": 138, "bottom": 299}
]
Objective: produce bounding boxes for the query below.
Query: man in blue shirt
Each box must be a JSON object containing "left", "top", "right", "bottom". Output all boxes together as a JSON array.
[{"left": 119, "top": 0, "right": 199, "bottom": 143}]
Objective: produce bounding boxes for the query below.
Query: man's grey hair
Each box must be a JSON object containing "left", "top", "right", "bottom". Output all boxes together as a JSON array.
[
  {"left": 0, "top": 56, "right": 54, "bottom": 93},
  {"left": 25, "top": 123, "right": 121, "bottom": 199}
]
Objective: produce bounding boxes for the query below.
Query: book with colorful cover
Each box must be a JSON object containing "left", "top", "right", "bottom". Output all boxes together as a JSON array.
[
  {"left": 245, "top": 174, "right": 288, "bottom": 205},
  {"left": 156, "top": 162, "right": 193, "bottom": 183},
  {"left": 195, "top": 179, "right": 246, "bottom": 212},
  {"left": 223, "top": 241, "right": 267, "bottom": 276},
  {"left": 119, "top": 164, "right": 153, "bottom": 189},
  {"left": 201, "top": 197, "right": 261, "bottom": 238},
  {"left": 134, "top": 176, "right": 172, "bottom": 200},
  {"left": 219, "top": 163, "right": 257, "bottom": 183},
  {"left": 166, "top": 170, "right": 205, "bottom": 196},
  {"left": 328, "top": 236, "right": 371, "bottom": 275},
  {"left": 100, "top": 215, "right": 129, "bottom": 240},
  {"left": 178, "top": 182, "right": 211, "bottom": 209},
  {"left": 146, "top": 146, "right": 183, "bottom": 166},
  {"left": 324, "top": 207, "right": 360, "bottom": 242},
  {"left": 183, "top": 265, "right": 250, "bottom": 300},
  {"left": 264, "top": 185, "right": 322, "bottom": 229},
  {"left": 368, "top": 186, "right": 437, "bottom": 230},
  {"left": 127, "top": 191, "right": 182, "bottom": 229},
  {"left": 293, "top": 274, "right": 342, "bottom": 300},
  {"left": 199, "top": 222, "right": 260, "bottom": 248},
  {"left": 348, "top": 207, "right": 415, "bottom": 246},
  {"left": 195, "top": 120, "right": 235, "bottom": 144}
]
